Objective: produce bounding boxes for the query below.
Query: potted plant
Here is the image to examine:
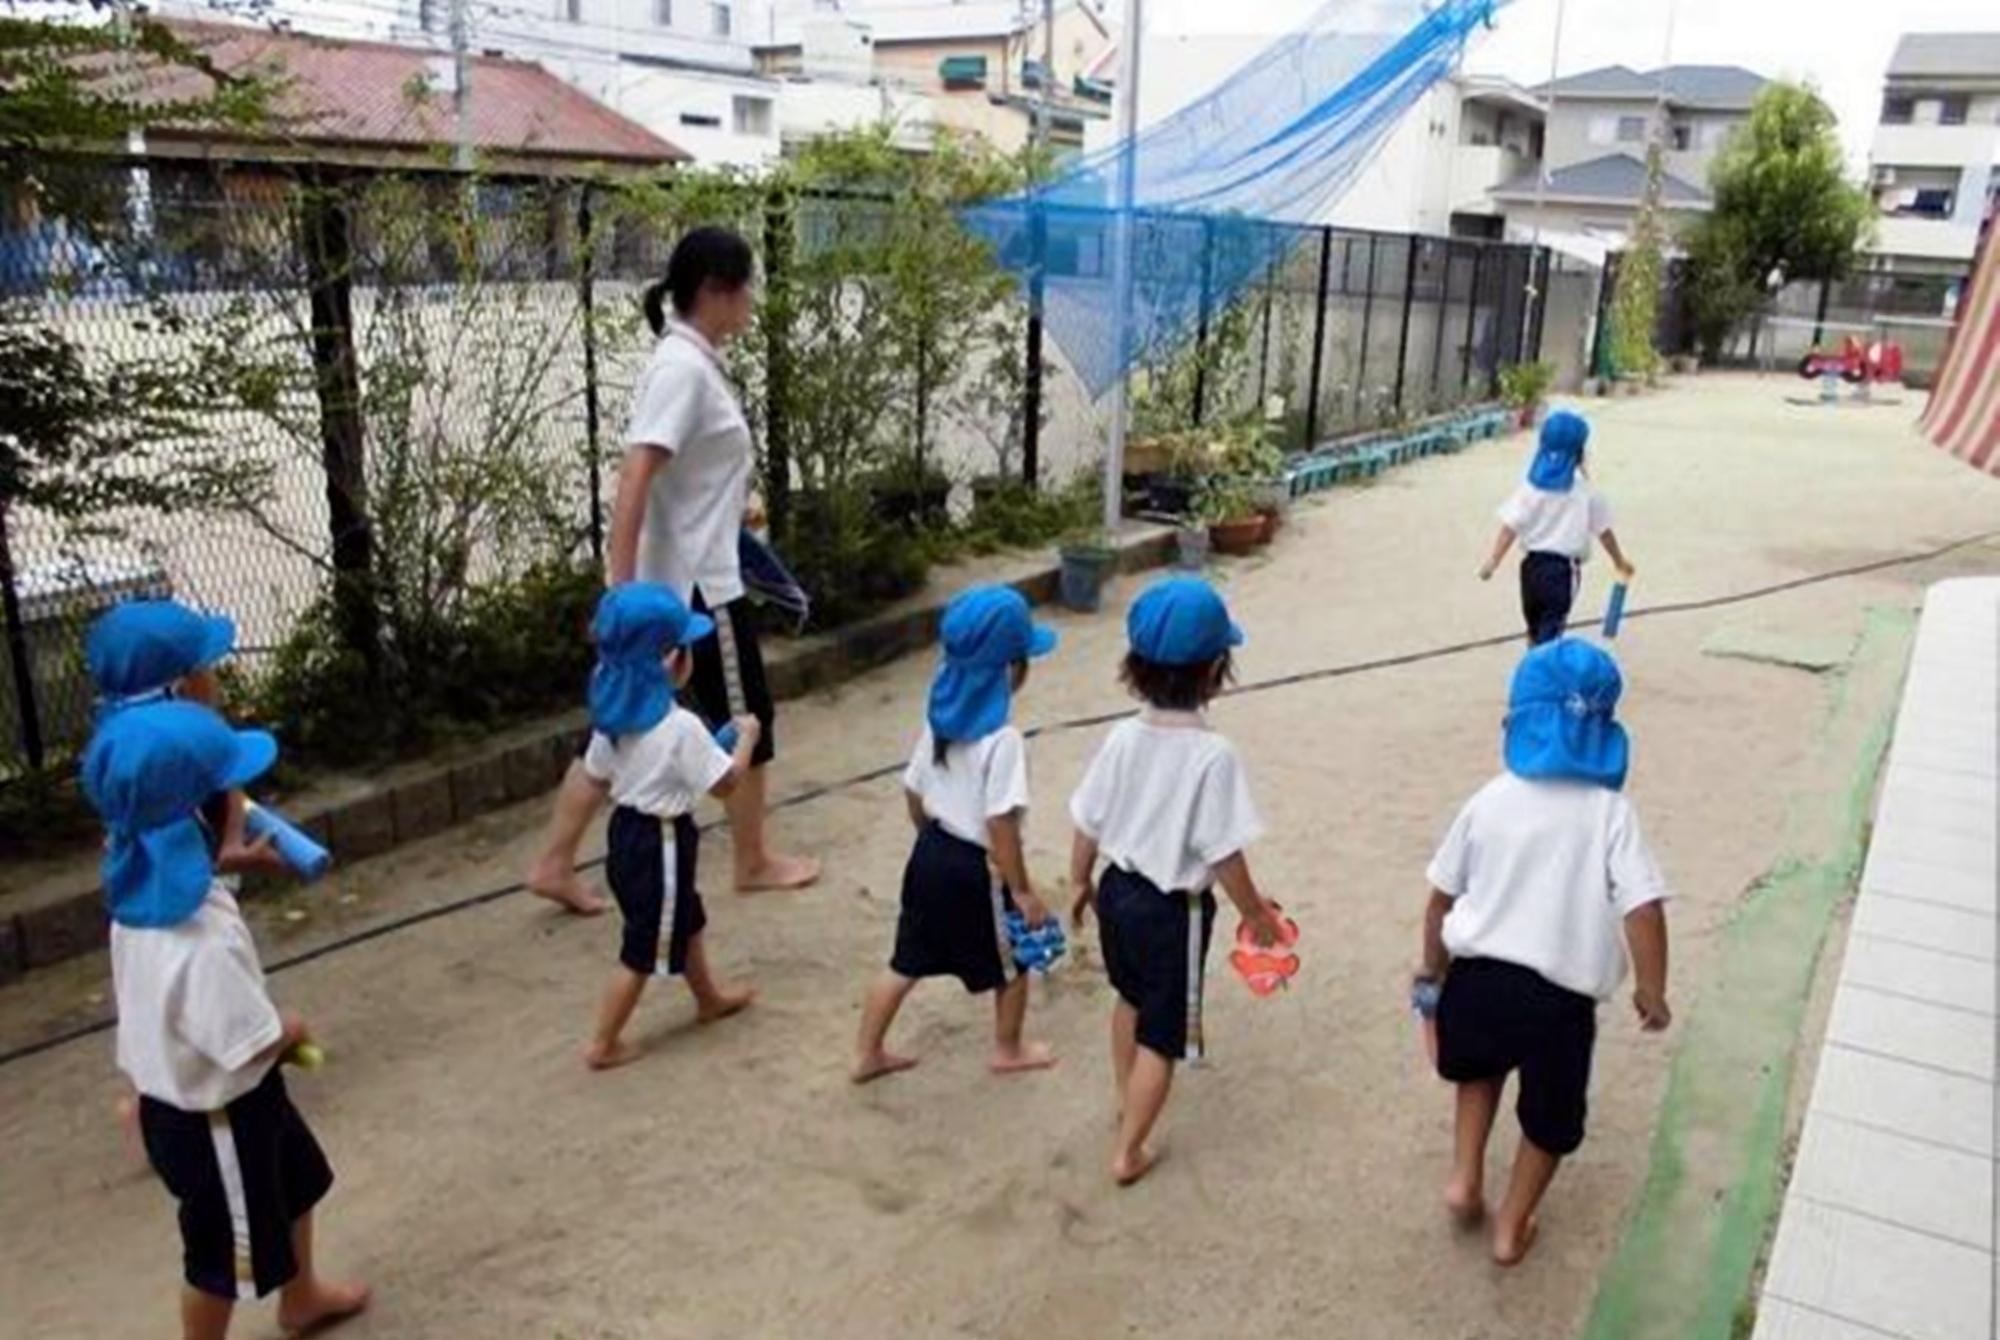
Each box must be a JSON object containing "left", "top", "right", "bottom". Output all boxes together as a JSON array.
[
  {"left": 1173, "top": 516, "right": 1210, "bottom": 571},
  {"left": 1201, "top": 477, "right": 1265, "bottom": 557},
  {"left": 1497, "top": 361, "right": 1556, "bottom": 429},
  {"left": 1058, "top": 529, "right": 1120, "bottom": 613}
]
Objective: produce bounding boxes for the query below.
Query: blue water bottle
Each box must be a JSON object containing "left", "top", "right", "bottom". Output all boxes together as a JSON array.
[
  {"left": 712, "top": 720, "right": 740, "bottom": 752},
  {"left": 244, "top": 802, "right": 332, "bottom": 882},
  {"left": 1603, "top": 581, "right": 1630, "bottom": 640}
]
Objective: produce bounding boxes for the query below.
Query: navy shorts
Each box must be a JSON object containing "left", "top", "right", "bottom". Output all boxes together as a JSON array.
[
  {"left": 1519, "top": 551, "right": 1580, "bottom": 645},
  {"left": 890, "top": 823, "right": 1018, "bottom": 994},
  {"left": 1095, "top": 866, "right": 1217, "bottom": 1061},
  {"left": 1434, "top": 956, "right": 1597, "bottom": 1156},
  {"left": 606, "top": 808, "right": 708, "bottom": 977},
  {"left": 139, "top": 1068, "right": 334, "bottom": 1300}
]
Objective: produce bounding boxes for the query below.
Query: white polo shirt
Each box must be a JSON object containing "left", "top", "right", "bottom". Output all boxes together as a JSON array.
[
  {"left": 1427, "top": 771, "right": 1670, "bottom": 1001},
  {"left": 1070, "top": 712, "right": 1264, "bottom": 894},
  {"left": 112, "top": 885, "right": 284, "bottom": 1111},
  {"left": 1497, "top": 480, "right": 1612, "bottom": 562},
  {"left": 584, "top": 705, "right": 734, "bottom": 819},
  {"left": 902, "top": 725, "right": 1030, "bottom": 849},
  {"left": 626, "top": 322, "right": 752, "bottom": 605}
]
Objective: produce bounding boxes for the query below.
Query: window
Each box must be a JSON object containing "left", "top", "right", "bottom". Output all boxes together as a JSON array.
[
  {"left": 1669, "top": 121, "right": 1692, "bottom": 151},
  {"left": 1616, "top": 115, "right": 1647, "bottom": 143},
  {"left": 732, "top": 95, "right": 772, "bottom": 137},
  {"left": 711, "top": 2, "right": 731, "bottom": 36},
  {"left": 1940, "top": 95, "right": 1970, "bottom": 126},
  {"left": 653, "top": 0, "right": 672, "bottom": 24},
  {"left": 564, "top": 0, "right": 581, "bottom": 21},
  {"left": 680, "top": 111, "right": 722, "bottom": 128},
  {"left": 1587, "top": 115, "right": 1619, "bottom": 146},
  {"left": 1881, "top": 96, "right": 1914, "bottom": 125}
]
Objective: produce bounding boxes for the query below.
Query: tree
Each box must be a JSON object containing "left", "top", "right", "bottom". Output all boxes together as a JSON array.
[
  {"left": 1682, "top": 81, "right": 1874, "bottom": 360},
  {"left": 1606, "top": 142, "right": 1668, "bottom": 377}
]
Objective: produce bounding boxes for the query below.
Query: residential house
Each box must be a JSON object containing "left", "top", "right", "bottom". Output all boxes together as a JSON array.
[
  {"left": 257, "top": 0, "right": 784, "bottom": 167},
  {"left": 757, "top": 1, "right": 1115, "bottom": 155},
  {"left": 1487, "top": 64, "right": 1768, "bottom": 246},
  {"left": 1866, "top": 32, "right": 2000, "bottom": 274}
]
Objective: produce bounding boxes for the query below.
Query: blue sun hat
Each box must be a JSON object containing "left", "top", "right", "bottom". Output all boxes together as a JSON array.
[
  {"left": 1127, "top": 576, "right": 1245, "bottom": 667},
  {"left": 588, "top": 583, "right": 716, "bottom": 738},
  {"left": 928, "top": 586, "right": 1057, "bottom": 744},
  {"left": 81, "top": 701, "right": 278, "bottom": 929},
  {"left": 86, "top": 599, "right": 237, "bottom": 714},
  {"left": 1503, "top": 638, "right": 1630, "bottom": 790},
  {"left": 1527, "top": 409, "right": 1590, "bottom": 493}
]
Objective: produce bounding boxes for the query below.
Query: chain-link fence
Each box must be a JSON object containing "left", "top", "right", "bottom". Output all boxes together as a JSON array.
[{"left": 1, "top": 156, "right": 1546, "bottom": 780}]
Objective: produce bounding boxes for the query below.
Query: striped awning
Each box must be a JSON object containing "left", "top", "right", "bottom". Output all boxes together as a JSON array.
[{"left": 1921, "top": 222, "right": 2000, "bottom": 475}]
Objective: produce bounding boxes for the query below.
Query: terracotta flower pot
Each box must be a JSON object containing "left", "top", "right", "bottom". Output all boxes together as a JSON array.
[{"left": 1209, "top": 515, "right": 1266, "bottom": 557}]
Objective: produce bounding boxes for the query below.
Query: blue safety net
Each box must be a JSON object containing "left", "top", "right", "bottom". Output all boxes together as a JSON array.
[{"left": 966, "top": 0, "right": 1507, "bottom": 398}]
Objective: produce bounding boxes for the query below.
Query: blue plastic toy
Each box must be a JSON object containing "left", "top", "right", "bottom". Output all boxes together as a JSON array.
[
  {"left": 1603, "top": 581, "right": 1630, "bottom": 640},
  {"left": 244, "top": 802, "right": 331, "bottom": 882},
  {"left": 1005, "top": 909, "right": 1067, "bottom": 973}
]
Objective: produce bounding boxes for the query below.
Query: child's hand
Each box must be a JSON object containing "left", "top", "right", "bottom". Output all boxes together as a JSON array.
[
  {"left": 216, "top": 832, "right": 289, "bottom": 877},
  {"left": 1244, "top": 901, "right": 1288, "bottom": 949},
  {"left": 1633, "top": 987, "right": 1671, "bottom": 1032},
  {"left": 1477, "top": 563, "right": 1495, "bottom": 582},
  {"left": 1069, "top": 881, "right": 1095, "bottom": 928},
  {"left": 1616, "top": 563, "right": 1637, "bottom": 582},
  {"left": 732, "top": 715, "right": 762, "bottom": 747},
  {"left": 280, "top": 1012, "right": 312, "bottom": 1051},
  {"left": 1017, "top": 891, "right": 1051, "bottom": 929}
]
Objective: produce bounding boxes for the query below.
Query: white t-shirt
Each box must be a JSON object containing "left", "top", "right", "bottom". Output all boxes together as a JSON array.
[
  {"left": 1497, "top": 481, "right": 1612, "bottom": 561},
  {"left": 112, "top": 885, "right": 283, "bottom": 1111},
  {"left": 1426, "top": 771, "right": 1670, "bottom": 1001},
  {"left": 1070, "top": 713, "right": 1264, "bottom": 894},
  {"left": 625, "top": 323, "right": 753, "bottom": 605},
  {"left": 901, "top": 725, "right": 1030, "bottom": 849},
  {"left": 583, "top": 705, "right": 734, "bottom": 818}
]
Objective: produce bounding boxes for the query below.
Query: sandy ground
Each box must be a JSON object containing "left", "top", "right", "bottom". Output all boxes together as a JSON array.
[{"left": 3, "top": 374, "right": 1998, "bottom": 1340}]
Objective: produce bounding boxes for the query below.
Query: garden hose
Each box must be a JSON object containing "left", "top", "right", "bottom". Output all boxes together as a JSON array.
[{"left": 2, "top": 525, "right": 1994, "bottom": 1073}]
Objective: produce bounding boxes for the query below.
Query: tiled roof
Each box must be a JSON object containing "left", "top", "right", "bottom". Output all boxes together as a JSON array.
[
  {"left": 1490, "top": 153, "right": 1710, "bottom": 205},
  {"left": 1540, "top": 64, "right": 1767, "bottom": 109},
  {"left": 133, "top": 19, "right": 685, "bottom": 164},
  {"left": 1887, "top": 33, "right": 2000, "bottom": 80}
]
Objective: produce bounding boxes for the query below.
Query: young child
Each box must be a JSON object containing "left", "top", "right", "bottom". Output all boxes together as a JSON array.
[
  {"left": 853, "top": 585, "right": 1060, "bottom": 1084},
  {"left": 1478, "top": 410, "right": 1636, "bottom": 644},
  {"left": 1069, "top": 577, "right": 1288, "bottom": 1187},
  {"left": 83, "top": 700, "right": 369, "bottom": 1340},
  {"left": 1413, "top": 638, "right": 1671, "bottom": 1266},
  {"left": 581, "top": 582, "right": 759, "bottom": 1070}
]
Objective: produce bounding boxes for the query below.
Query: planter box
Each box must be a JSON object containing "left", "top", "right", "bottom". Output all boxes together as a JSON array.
[{"left": 1209, "top": 516, "right": 1265, "bottom": 556}]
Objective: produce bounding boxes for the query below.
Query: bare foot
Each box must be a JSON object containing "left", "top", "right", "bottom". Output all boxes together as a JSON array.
[
  {"left": 989, "top": 1042, "right": 1058, "bottom": 1075},
  {"left": 279, "top": 1280, "right": 371, "bottom": 1336},
  {"left": 736, "top": 854, "right": 821, "bottom": 894},
  {"left": 695, "top": 987, "right": 757, "bottom": 1024},
  {"left": 1112, "top": 1145, "right": 1165, "bottom": 1188},
  {"left": 1445, "top": 1177, "right": 1487, "bottom": 1225},
  {"left": 1492, "top": 1215, "right": 1540, "bottom": 1267},
  {"left": 530, "top": 871, "right": 607, "bottom": 917},
  {"left": 852, "top": 1052, "right": 921, "bottom": 1085},
  {"left": 585, "top": 1039, "right": 643, "bottom": 1071}
]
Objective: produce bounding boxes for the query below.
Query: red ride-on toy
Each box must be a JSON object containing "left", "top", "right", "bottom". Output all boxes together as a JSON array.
[{"left": 1798, "top": 334, "right": 1904, "bottom": 385}]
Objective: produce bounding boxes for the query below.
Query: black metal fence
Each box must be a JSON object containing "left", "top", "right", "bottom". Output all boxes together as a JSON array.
[{"left": 0, "top": 157, "right": 1547, "bottom": 780}]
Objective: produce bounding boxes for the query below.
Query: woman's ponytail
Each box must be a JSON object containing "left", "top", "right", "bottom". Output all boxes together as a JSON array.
[{"left": 641, "top": 279, "right": 670, "bottom": 336}]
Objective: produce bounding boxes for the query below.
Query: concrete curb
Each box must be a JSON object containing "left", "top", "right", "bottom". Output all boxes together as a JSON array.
[{"left": 0, "top": 527, "right": 1174, "bottom": 981}]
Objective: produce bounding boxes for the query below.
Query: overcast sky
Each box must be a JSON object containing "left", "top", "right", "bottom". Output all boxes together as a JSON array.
[{"left": 1143, "top": 0, "right": 2000, "bottom": 171}]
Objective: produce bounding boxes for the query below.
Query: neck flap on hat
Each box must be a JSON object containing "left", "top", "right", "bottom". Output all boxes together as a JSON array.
[
  {"left": 104, "top": 816, "right": 216, "bottom": 929},
  {"left": 589, "top": 651, "right": 675, "bottom": 739},
  {"left": 1503, "top": 689, "right": 1630, "bottom": 790},
  {"left": 927, "top": 660, "right": 1012, "bottom": 747}
]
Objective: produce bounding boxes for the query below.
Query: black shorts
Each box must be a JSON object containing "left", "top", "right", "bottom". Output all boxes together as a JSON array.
[
  {"left": 1434, "top": 957, "right": 1597, "bottom": 1156},
  {"left": 1095, "top": 866, "right": 1217, "bottom": 1061},
  {"left": 890, "top": 823, "right": 1019, "bottom": 994},
  {"left": 688, "top": 593, "right": 776, "bottom": 768},
  {"left": 606, "top": 808, "right": 708, "bottom": 977},
  {"left": 139, "top": 1068, "right": 334, "bottom": 1300},
  {"left": 1519, "top": 551, "right": 1580, "bottom": 645}
]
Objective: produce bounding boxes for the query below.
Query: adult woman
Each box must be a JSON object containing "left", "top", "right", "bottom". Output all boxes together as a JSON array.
[{"left": 530, "top": 226, "right": 818, "bottom": 912}]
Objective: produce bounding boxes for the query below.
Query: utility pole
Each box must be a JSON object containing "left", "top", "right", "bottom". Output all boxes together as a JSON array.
[
  {"left": 450, "top": 0, "right": 473, "bottom": 172},
  {"left": 1101, "top": 0, "right": 1143, "bottom": 536},
  {"left": 1520, "top": 0, "right": 1566, "bottom": 357}
]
